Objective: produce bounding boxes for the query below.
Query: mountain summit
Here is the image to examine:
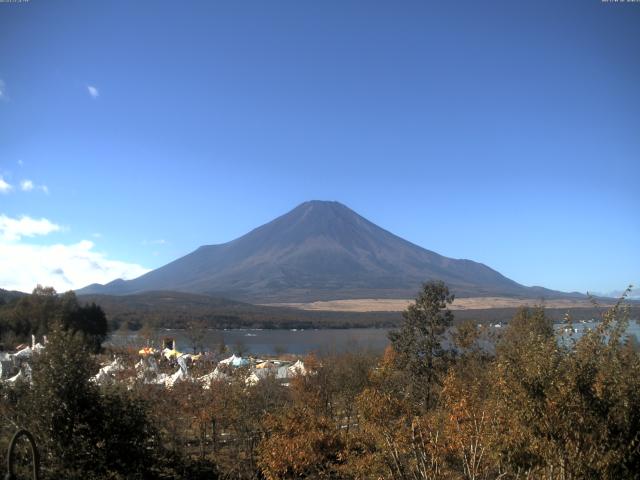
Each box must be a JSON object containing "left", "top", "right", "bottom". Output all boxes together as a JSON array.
[{"left": 78, "top": 201, "right": 570, "bottom": 302}]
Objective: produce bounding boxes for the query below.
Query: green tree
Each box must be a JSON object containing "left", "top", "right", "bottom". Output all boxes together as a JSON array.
[
  {"left": 58, "top": 291, "right": 108, "bottom": 353},
  {"left": 1, "top": 285, "right": 58, "bottom": 340},
  {"left": 388, "top": 280, "right": 454, "bottom": 409},
  {"left": 25, "top": 324, "right": 161, "bottom": 479},
  {"left": 26, "top": 324, "right": 102, "bottom": 478},
  {"left": 96, "top": 386, "right": 162, "bottom": 479},
  {"left": 0, "top": 287, "right": 108, "bottom": 352}
]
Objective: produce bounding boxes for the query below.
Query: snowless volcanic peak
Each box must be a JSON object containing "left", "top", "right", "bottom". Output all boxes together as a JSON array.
[{"left": 77, "top": 200, "right": 575, "bottom": 302}]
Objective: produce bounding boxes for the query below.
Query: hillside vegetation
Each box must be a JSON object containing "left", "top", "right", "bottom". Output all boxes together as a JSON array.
[
  {"left": 0, "top": 282, "right": 638, "bottom": 479},
  {"left": 77, "top": 291, "right": 632, "bottom": 331},
  {"left": 3, "top": 288, "right": 636, "bottom": 335}
]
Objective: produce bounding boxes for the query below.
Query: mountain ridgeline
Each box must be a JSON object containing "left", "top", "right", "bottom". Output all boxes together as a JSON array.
[{"left": 78, "top": 201, "right": 577, "bottom": 302}]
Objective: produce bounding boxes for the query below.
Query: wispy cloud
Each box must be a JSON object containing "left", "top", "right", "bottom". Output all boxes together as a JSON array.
[
  {"left": 0, "top": 213, "right": 149, "bottom": 292},
  {"left": 0, "top": 214, "right": 61, "bottom": 242},
  {"left": 592, "top": 287, "right": 640, "bottom": 300},
  {"left": 0, "top": 177, "right": 11, "bottom": 194},
  {"left": 0, "top": 79, "right": 6, "bottom": 100},
  {"left": 19, "top": 179, "right": 49, "bottom": 194},
  {"left": 142, "top": 239, "right": 168, "bottom": 246},
  {"left": 87, "top": 85, "right": 99, "bottom": 98}
]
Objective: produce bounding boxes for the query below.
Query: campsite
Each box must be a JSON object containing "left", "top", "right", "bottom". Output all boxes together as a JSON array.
[{"left": 2, "top": 0, "right": 638, "bottom": 478}]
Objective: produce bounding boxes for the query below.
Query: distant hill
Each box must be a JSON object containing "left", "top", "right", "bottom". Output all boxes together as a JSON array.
[
  {"left": 0, "top": 288, "right": 27, "bottom": 304},
  {"left": 77, "top": 290, "right": 632, "bottom": 331},
  {"left": 78, "top": 200, "right": 583, "bottom": 302},
  {"left": 77, "top": 291, "right": 400, "bottom": 329}
]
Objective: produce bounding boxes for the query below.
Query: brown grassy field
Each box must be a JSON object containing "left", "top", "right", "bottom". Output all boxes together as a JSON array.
[{"left": 264, "top": 297, "right": 611, "bottom": 313}]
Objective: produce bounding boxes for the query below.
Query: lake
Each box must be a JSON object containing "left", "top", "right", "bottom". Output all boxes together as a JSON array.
[
  {"left": 107, "top": 319, "right": 640, "bottom": 356},
  {"left": 108, "top": 328, "right": 392, "bottom": 355}
]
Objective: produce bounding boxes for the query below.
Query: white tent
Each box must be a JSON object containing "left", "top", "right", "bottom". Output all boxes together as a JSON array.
[
  {"left": 288, "top": 359, "right": 307, "bottom": 376},
  {"left": 92, "top": 357, "right": 125, "bottom": 385},
  {"left": 233, "top": 356, "right": 250, "bottom": 367},
  {"left": 162, "top": 355, "right": 190, "bottom": 388},
  {"left": 92, "top": 369, "right": 110, "bottom": 385},
  {"left": 177, "top": 355, "right": 188, "bottom": 374},
  {"left": 151, "top": 372, "right": 169, "bottom": 385},
  {"left": 135, "top": 359, "right": 146, "bottom": 373},
  {"left": 198, "top": 368, "right": 229, "bottom": 389},
  {"left": 161, "top": 348, "right": 173, "bottom": 360},
  {"left": 164, "top": 367, "right": 186, "bottom": 388},
  {"left": 245, "top": 367, "right": 272, "bottom": 386},
  {"left": 6, "top": 371, "right": 25, "bottom": 384},
  {"left": 6, "top": 364, "right": 32, "bottom": 385},
  {"left": 245, "top": 372, "right": 260, "bottom": 386},
  {"left": 219, "top": 354, "right": 237, "bottom": 365},
  {"left": 219, "top": 354, "right": 250, "bottom": 367},
  {"left": 147, "top": 356, "right": 159, "bottom": 373},
  {"left": 12, "top": 346, "right": 32, "bottom": 360}
]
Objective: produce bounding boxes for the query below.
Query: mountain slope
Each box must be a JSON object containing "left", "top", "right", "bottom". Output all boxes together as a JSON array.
[
  {"left": 77, "top": 201, "right": 577, "bottom": 302},
  {"left": 0, "top": 288, "right": 27, "bottom": 304}
]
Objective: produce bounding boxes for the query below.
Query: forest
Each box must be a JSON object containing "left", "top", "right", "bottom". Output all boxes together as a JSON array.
[
  {"left": 0, "top": 282, "right": 639, "bottom": 479},
  {"left": 3, "top": 286, "right": 628, "bottom": 333}
]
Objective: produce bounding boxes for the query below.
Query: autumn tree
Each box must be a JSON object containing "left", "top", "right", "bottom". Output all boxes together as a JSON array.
[
  {"left": 258, "top": 357, "right": 347, "bottom": 479},
  {"left": 440, "top": 367, "right": 498, "bottom": 480},
  {"left": 492, "top": 300, "right": 640, "bottom": 478},
  {"left": 349, "top": 345, "right": 445, "bottom": 480},
  {"left": 186, "top": 318, "right": 207, "bottom": 354}
]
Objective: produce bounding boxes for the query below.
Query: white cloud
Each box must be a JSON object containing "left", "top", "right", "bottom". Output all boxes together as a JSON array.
[
  {"left": 0, "top": 79, "right": 5, "bottom": 100},
  {"left": 0, "top": 239, "right": 150, "bottom": 292},
  {"left": 0, "top": 214, "right": 149, "bottom": 292},
  {"left": 0, "top": 215, "right": 61, "bottom": 242},
  {"left": 17, "top": 160, "right": 23, "bottom": 167},
  {"left": 19, "top": 179, "right": 49, "bottom": 194},
  {"left": 87, "top": 85, "right": 99, "bottom": 98},
  {"left": 0, "top": 177, "right": 11, "bottom": 194}
]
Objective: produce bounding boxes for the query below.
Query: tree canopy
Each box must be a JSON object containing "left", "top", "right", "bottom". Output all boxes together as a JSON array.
[
  {"left": 388, "top": 280, "right": 454, "bottom": 408},
  {"left": 0, "top": 286, "right": 108, "bottom": 352}
]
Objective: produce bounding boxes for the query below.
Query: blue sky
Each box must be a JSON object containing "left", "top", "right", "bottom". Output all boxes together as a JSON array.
[{"left": 0, "top": 0, "right": 638, "bottom": 295}]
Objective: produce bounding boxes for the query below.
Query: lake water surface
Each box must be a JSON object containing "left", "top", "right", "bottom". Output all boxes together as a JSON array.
[
  {"left": 108, "top": 319, "right": 640, "bottom": 356},
  {"left": 109, "top": 328, "right": 392, "bottom": 355}
]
